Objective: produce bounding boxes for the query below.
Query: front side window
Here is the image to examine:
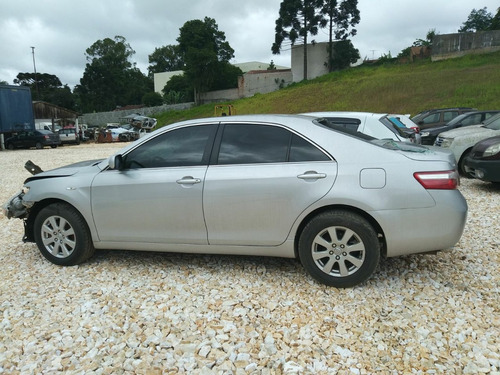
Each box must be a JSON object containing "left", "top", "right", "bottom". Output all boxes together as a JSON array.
[
  {"left": 443, "top": 111, "right": 458, "bottom": 122},
  {"left": 217, "top": 124, "right": 329, "bottom": 165},
  {"left": 124, "top": 124, "right": 216, "bottom": 168},
  {"left": 462, "top": 113, "right": 482, "bottom": 126}
]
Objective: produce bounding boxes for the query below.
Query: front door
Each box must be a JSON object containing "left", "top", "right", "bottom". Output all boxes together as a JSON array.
[{"left": 91, "top": 124, "right": 217, "bottom": 245}]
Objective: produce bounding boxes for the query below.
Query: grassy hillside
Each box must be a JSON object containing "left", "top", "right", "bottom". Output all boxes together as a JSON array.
[{"left": 154, "top": 51, "right": 500, "bottom": 127}]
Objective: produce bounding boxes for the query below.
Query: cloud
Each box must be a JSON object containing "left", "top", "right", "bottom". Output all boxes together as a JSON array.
[{"left": 1, "top": 0, "right": 497, "bottom": 88}]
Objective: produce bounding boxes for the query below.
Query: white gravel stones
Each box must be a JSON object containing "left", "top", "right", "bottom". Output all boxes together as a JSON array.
[{"left": 0, "top": 143, "right": 499, "bottom": 374}]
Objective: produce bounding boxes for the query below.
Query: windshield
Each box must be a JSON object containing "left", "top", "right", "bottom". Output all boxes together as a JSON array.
[{"left": 484, "top": 113, "right": 500, "bottom": 130}]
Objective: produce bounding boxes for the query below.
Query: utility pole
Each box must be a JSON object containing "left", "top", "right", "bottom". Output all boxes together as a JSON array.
[{"left": 30, "top": 46, "right": 40, "bottom": 99}]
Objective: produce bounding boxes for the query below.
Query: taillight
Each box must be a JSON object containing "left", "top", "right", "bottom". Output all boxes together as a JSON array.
[
  {"left": 411, "top": 126, "right": 420, "bottom": 134},
  {"left": 413, "top": 170, "right": 459, "bottom": 190},
  {"left": 44, "top": 135, "right": 50, "bottom": 139}
]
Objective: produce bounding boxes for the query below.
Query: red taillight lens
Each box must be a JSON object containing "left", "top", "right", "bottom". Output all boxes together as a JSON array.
[
  {"left": 411, "top": 126, "right": 420, "bottom": 134},
  {"left": 414, "top": 170, "right": 459, "bottom": 190},
  {"left": 44, "top": 135, "right": 50, "bottom": 139}
]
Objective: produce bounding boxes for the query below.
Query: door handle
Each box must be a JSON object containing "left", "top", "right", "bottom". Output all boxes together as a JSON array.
[
  {"left": 298, "top": 171, "right": 327, "bottom": 180},
  {"left": 176, "top": 176, "right": 201, "bottom": 185}
]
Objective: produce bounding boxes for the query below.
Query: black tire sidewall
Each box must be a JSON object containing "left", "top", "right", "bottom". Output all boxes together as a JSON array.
[
  {"left": 34, "top": 203, "right": 94, "bottom": 266},
  {"left": 299, "top": 211, "right": 380, "bottom": 288}
]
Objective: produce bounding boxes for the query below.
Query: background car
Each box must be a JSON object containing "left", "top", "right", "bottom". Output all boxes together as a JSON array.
[
  {"left": 58, "top": 127, "right": 80, "bottom": 145},
  {"left": 434, "top": 113, "right": 500, "bottom": 175},
  {"left": 3, "top": 114, "right": 467, "bottom": 288},
  {"left": 303, "top": 112, "right": 420, "bottom": 143},
  {"left": 464, "top": 135, "right": 500, "bottom": 184},
  {"left": 420, "top": 110, "right": 500, "bottom": 145},
  {"left": 4, "top": 129, "right": 60, "bottom": 150},
  {"left": 412, "top": 107, "right": 475, "bottom": 130}
]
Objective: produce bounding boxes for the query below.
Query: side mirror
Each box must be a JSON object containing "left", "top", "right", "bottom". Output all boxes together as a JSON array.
[{"left": 108, "top": 154, "right": 124, "bottom": 170}]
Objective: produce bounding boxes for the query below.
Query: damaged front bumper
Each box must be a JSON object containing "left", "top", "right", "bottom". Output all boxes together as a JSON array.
[{"left": 2, "top": 191, "right": 32, "bottom": 219}]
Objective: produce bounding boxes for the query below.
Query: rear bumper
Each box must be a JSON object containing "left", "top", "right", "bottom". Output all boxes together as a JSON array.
[{"left": 373, "top": 190, "right": 468, "bottom": 257}]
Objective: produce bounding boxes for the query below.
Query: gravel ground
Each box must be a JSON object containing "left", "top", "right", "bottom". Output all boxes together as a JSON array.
[{"left": 0, "top": 143, "right": 499, "bottom": 374}]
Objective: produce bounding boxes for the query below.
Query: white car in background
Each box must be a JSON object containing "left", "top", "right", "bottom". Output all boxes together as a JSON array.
[
  {"left": 434, "top": 113, "right": 500, "bottom": 175},
  {"left": 303, "top": 112, "right": 420, "bottom": 144}
]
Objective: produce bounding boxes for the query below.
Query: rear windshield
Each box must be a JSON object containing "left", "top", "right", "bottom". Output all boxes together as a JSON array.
[{"left": 314, "top": 118, "right": 425, "bottom": 153}]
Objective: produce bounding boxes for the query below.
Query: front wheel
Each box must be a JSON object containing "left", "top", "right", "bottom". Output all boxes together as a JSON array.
[
  {"left": 34, "top": 203, "right": 95, "bottom": 265},
  {"left": 458, "top": 150, "right": 473, "bottom": 178},
  {"left": 298, "top": 211, "right": 380, "bottom": 288}
]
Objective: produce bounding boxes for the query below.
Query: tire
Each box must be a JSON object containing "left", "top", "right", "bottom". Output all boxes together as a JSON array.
[
  {"left": 34, "top": 203, "right": 95, "bottom": 266},
  {"left": 458, "top": 150, "right": 472, "bottom": 178},
  {"left": 6, "top": 143, "right": 14, "bottom": 150},
  {"left": 51, "top": 145, "right": 57, "bottom": 148},
  {"left": 35, "top": 142, "right": 43, "bottom": 149},
  {"left": 298, "top": 210, "right": 380, "bottom": 288}
]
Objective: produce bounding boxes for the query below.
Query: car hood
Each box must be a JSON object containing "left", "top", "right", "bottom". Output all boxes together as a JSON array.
[
  {"left": 25, "top": 159, "right": 104, "bottom": 182},
  {"left": 438, "top": 125, "right": 487, "bottom": 138}
]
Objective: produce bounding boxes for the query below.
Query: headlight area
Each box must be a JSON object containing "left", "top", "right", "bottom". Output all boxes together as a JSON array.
[{"left": 2, "top": 188, "right": 32, "bottom": 219}]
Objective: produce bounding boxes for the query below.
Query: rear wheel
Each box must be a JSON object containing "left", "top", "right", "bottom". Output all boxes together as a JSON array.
[
  {"left": 35, "top": 142, "right": 43, "bottom": 149},
  {"left": 7, "top": 143, "right": 14, "bottom": 150},
  {"left": 34, "top": 203, "right": 95, "bottom": 266},
  {"left": 298, "top": 210, "right": 380, "bottom": 288}
]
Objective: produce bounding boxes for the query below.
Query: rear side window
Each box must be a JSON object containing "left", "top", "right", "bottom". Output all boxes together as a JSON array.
[
  {"left": 290, "top": 135, "right": 330, "bottom": 162},
  {"left": 217, "top": 124, "right": 329, "bottom": 165}
]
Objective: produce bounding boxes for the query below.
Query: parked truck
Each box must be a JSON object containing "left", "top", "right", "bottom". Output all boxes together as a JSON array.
[{"left": 0, "top": 85, "right": 35, "bottom": 149}]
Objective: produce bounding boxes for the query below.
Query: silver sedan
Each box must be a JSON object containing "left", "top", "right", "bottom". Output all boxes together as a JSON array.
[{"left": 3, "top": 114, "right": 467, "bottom": 287}]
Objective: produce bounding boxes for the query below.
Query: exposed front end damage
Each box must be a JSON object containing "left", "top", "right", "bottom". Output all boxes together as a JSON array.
[{"left": 2, "top": 191, "right": 33, "bottom": 219}]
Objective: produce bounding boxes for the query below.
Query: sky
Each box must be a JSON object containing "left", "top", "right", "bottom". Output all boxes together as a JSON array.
[{"left": 1, "top": 0, "right": 498, "bottom": 89}]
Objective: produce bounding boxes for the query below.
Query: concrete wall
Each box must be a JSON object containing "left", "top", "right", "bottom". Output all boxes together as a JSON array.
[
  {"left": 291, "top": 42, "right": 329, "bottom": 82},
  {"left": 241, "top": 69, "right": 293, "bottom": 96},
  {"left": 199, "top": 69, "right": 293, "bottom": 104},
  {"left": 79, "top": 102, "right": 194, "bottom": 127},
  {"left": 432, "top": 30, "right": 500, "bottom": 61}
]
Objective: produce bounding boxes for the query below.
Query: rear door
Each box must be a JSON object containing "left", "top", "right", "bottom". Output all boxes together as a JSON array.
[{"left": 203, "top": 123, "right": 337, "bottom": 246}]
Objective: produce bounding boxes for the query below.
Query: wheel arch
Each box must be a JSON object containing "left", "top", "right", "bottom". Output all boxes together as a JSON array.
[
  {"left": 24, "top": 198, "right": 91, "bottom": 243},
  {"left": 458, "top": 146, "right": 473, "bottom": 174},
  {"left": 294, "top": 204, "right": 386, "bottom": 259}
]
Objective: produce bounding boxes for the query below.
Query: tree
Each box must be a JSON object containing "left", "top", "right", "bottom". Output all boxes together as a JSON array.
[
  {"left": 489, "top": 8, "right": 500, "bottom": 30},
  {"left": 272, "top": 0, "right": 324, "bottom": 80},
  {"left": 459, "top": 7, "right": 493, "bottom": 32},
  {"left": 321, "top": 0, "right": 360, "bottom": 72},
  {"left": 142, "top": 92, "right": 164, "bottom": 107},
  {"left": 14, "top": 72, "right": 75, "bottom": 109},
  {"left": 74, "top": 36, "right": 152, "bottom": 112},
  {"left": 162, "top": 75, "right": 194, "bottom": 103},
  {"left": 177, "top": 17, "right": 235, "bottom": 103},
  {"left": 330, "top": 40, "right": 359, "bottom": 70},
  {"left": 147, "top": 45, "right": 184, "bottom": 77}
]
